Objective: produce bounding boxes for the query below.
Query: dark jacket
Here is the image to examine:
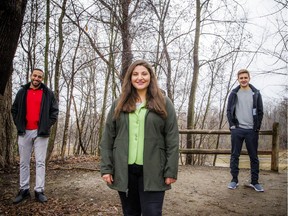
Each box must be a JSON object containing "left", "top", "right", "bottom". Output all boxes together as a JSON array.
[
  {"left": 11, "top": 82, "right": 59, "bottom": 137},
  {"left": 100, "top": 96, "right": 179, "bottom": 192},
  {"left": 227, "top": 84, "right": 263, "bottom": 131}
]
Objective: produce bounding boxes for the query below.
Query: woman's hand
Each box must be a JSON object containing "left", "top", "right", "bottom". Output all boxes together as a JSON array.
[
  {"left": 165, "top": 177, "right": 177, "bottom": 185},
  {"left": 102, "top": 174, "right": 113, "bottom": 185}
]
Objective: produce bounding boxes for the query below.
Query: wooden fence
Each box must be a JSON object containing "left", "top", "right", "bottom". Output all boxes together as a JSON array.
[{"left": 179, "top": 122, "right": 279, "bottom": 171}]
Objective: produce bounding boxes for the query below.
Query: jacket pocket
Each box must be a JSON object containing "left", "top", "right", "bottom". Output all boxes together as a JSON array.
[{"left": 145, "top": 138, "right": 166, "bottom": 172}]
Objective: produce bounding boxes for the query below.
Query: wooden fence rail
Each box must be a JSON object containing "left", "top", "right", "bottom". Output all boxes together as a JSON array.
[{"left": 179, "top": 122, "right": 279, "bottom": 171}]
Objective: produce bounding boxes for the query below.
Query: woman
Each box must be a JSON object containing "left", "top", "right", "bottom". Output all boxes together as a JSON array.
[{"left": 100, "top": 59, "right": 179, "bottom": 216}]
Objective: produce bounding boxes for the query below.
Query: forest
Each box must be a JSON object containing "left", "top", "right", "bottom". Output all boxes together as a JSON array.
[{"left": 0, "top": 0, "right": 287, "bottom": 169}]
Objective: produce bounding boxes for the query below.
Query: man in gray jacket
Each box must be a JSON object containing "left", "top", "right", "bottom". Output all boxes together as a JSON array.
[{"left": 11, "top": 68, "right": 59, "bottom": 203}]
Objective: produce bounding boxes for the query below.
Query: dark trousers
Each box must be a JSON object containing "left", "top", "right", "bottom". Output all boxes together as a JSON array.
[
  {"left": 230, "top": 128, "right": 259, "bottom": 184},
  {"left": 118, "top": 164, "right": 165, "bottom": 216}
]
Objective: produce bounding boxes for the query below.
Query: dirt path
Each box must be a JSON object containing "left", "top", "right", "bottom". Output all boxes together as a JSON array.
[{"left": 1, "top": 157, "right": 287, "bottom": 215}]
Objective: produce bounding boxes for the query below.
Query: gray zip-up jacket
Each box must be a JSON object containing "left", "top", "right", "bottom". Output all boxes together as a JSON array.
[{"left": 100, "top": 96, "right": 179, "bottom": 192}]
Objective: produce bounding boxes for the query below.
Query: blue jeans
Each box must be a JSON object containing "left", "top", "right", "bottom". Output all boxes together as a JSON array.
[
  {"left": 230, "top": 128, "right": 259, "bottom": 184},
  {"left": 118, "top": 164, "right": 165, "bottom": 216}
]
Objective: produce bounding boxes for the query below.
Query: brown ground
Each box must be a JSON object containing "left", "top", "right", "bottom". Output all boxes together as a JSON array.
[{"left": 0, "top": 156, "right": 287, "bottom": 216}]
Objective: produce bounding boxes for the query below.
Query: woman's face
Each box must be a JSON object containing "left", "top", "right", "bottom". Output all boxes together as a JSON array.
[{"left": 131, "top": 65, "right": 151, "bottom": 92}]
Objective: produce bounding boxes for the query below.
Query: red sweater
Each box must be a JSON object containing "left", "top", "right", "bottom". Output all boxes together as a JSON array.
[{"left": 26, "top": 88, "right": 43, "bottom": 130}]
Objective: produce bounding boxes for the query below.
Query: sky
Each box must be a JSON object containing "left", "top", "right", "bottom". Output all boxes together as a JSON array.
[{"left": 241, "top": 0, "right": 287, "bottom": 102}]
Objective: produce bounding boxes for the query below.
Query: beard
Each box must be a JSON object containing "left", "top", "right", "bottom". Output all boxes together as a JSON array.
[{"left": 31, "top": 80, "right": 41, "bottom": 88}]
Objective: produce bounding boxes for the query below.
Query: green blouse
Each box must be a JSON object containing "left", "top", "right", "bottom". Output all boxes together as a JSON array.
[{"left": 128, "top": 102, "right": 147, "bottom": 165}]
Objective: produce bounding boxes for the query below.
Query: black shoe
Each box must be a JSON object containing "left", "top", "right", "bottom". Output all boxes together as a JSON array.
[
  {"left": 35, "top": 191, "right": 47, "bottom": 203},
  {"left": 13, "top": 189, "right": 31, "bottom": 204}
]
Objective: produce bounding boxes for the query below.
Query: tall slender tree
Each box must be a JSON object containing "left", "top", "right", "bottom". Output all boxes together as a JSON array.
[
  {"left": 44, "top": 0, "right": 50, "bottom": 84},
  {"left": 148, "top": 0, "right": 173, "bottom": 100},
  {"left": 46, "top": 0, "right": 67, "bottom": 161},
  {"left": 186, "top": 0, "right": 202, "bottom": 165}
]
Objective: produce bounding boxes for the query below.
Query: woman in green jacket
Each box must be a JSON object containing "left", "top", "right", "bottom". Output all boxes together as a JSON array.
[{"left": 100, "top": 59, "right": 179, "bottom": 216}]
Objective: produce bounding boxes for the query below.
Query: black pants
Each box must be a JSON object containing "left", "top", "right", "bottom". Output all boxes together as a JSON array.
[
  {"left": 230, "top": 128, "right": 259, "bottom": 184},
  {"left": 118, "top": 164, "right": 165, "bottom": 216}
]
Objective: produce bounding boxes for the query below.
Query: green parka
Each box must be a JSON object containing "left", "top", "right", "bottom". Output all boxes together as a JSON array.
[{"left": 100, "top": 96, "right": 179, "bottom": 192}]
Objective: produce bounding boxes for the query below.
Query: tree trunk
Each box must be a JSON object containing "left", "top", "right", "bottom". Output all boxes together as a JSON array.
[
  {"left": 97, "top": 11, "right": 118, "bottom": 155},
  {"left": 44, "top": 0, "right": 50, "bottom": 84},
  {"left": 119, "top": 0, "right": 133, "bottom": 81},
  {"left": 149, "top": 0, "right": 173, "bottom": 101},
  {"left": 60, "top": 25, "right": 81, "bottom": 160},
  {"left": 186, "top": 0, "right": 201, "bottom": 165},
  {"left": 0, "top": 0, "right": 27, "bottom": 95},
  {"left": 72, "top": 94, "right": 87, "bottom": 155},
  {"left": 46, "top": 0, "right": 67, "bottom": 161},
  {"left": 60, "top": 83, "right": 72, "bottom": 160},
  {"left": 0, "top": 78, "right": 14, "bottom": 170},
  {"left": 0, "top": 0, "right": 27, "bottom": 169}
]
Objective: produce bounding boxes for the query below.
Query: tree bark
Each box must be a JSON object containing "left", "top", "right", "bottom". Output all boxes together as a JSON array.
[
  {"left": 44, "top": 0, "right": 50, "bottom": 84},
  {"left": 0, "top": 0, "right": 27, "bottom": 95},
  {"left": 186, "top": 0, "right": 201, "bottom": 165},
  {"left": 46, "top": 0, "right": 67, "bottom": 161},
  {"left": 0, "top": 77, "right": 14, "bottom": 170},
  {"left": 97, "top": 0, "right": 138, "bottom": 81},
  {"left": 119, "top": 0, "right": 133, "bottom": 81},
  {"left": 0, "top": 0, "right": 27, "bottom": 170},
  {"left": 60, "top": 35, "right": 79, "bottom": 160},
  {"left": 149, "top": 0, "right": 173, "bottom": 101}
]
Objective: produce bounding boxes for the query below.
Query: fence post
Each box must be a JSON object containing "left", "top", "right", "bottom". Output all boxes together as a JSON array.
[{"left": 271, "top": 122, "right": 279, "bottom": 172}]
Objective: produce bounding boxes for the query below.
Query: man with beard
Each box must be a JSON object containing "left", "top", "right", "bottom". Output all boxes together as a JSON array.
[{"left": 11, "top": 68, "right": 59, "bottom": 203}]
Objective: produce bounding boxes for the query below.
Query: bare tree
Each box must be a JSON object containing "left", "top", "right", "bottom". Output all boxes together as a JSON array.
[
  {"left": 97, "top": 10, "right": 120, "bottom": 155},
  {"left": 186, "top": 0, "right": 203, "bottom": 165},
  {"left": 148, "top": 0, "right": 173, "bottom": 100},
  {"left": 46, "top": 0, "right": 67, "bottom": 161},
  {"left": 60, "top": 30, "right": 82, "bottom": 160},
  {"left": 97, "top": 0, "right": 141, "bottom": 80},
  {"left": 0, "top": 1, "right": 27, "bottom": 95},
  {"left": 7, "top": 0, "right": 287, "bottom": 163},
  {"left": 0, "top": 0, "right": 27, "bottom": 169},
  {"left": 44, "top": 0, "right": 50, "bottom": 84}
]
